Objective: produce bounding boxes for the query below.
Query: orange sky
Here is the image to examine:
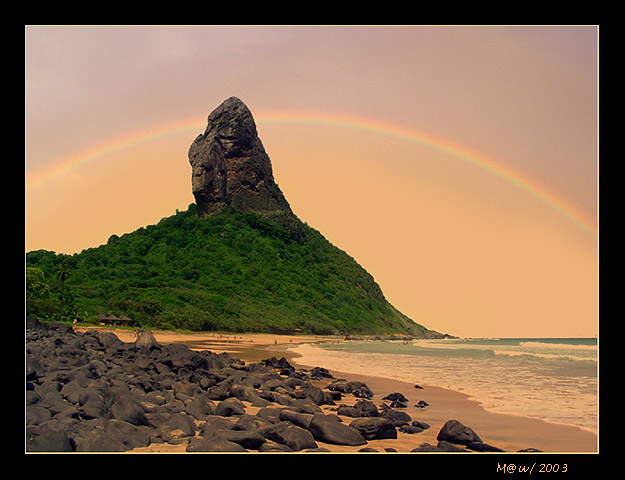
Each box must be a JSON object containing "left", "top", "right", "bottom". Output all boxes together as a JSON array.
[{"left": 25, "top": 26, "right": 598, "bottom": 338}]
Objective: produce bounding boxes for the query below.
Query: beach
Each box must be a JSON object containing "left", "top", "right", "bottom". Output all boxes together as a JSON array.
[{"left": 76, "top": 327, "right": 597, "bottom": 453}]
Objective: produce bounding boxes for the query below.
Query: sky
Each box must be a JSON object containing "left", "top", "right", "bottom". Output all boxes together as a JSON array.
[{"left": 25, "top": 25, "right": 598, "bottom": 338}]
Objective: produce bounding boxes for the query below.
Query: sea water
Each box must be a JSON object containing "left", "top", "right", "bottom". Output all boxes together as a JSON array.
[{"left": 290, "top": 337, "right": 598, "bottom": 433}]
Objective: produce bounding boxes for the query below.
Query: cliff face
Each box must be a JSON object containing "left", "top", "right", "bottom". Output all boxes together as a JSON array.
[{"left": 189, "top": 97, "right": 306, "bottom": 240}]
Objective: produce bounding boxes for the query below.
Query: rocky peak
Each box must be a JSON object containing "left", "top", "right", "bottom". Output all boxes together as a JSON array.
[{"left": 189, "top": 97, "right": 307, "bottom": 241}]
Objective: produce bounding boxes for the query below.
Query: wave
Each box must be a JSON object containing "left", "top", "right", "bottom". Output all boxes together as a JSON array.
[
  {"left": 492, "top": 349, "right": 595, "bottom": 363},
  {"left": 411, "top": 338, "right": 597, "bottom": 362},
  {"left": 519, "top": 341, "right": 597, "bottom": 350},
  {"left": 290, "top": 342, "right": 598, "bottom": 434}
]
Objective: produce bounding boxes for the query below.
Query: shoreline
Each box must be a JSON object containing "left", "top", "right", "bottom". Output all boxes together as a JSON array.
[{"left": 75, "top": 327, "right": 598, "bottom": 453}]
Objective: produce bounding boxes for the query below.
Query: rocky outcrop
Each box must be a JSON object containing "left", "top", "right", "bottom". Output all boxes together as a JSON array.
[{"left": 189, "top": 97, "right": 306, "bottom": 241}]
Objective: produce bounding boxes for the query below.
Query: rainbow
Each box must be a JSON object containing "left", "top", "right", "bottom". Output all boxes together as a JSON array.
[{"left": 26, "top": 110, "right": 597, "bottom": 236}]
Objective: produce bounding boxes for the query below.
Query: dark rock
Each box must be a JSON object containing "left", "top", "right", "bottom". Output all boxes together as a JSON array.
[
  {"left": 399, "top": 425, "right": 424, "bottom": 434},
  {"left": 104, "top": 419, "right": 152, "bottom": 449},
  {"left": 382, "top": 409, "right": 412, "bottom": 426},
  {"left": 107, "top": 389, "right": 146, "bottom": 425},
  {"left": 412, "top": 420, "right": 430, "bottom": 430},
  {"left": 258, "top": 441, "right": 293, "bottom": 452},
  {"left": 157, "top": 413, "right": 197, "bottom": 442},
  {"left": 382, "top": 392, "right": 409, "bottom": 403},
  {"left": 261, "top": 356, "right": 294, "bottom": 370},
  {"left": 308, "top": 414, "right": 367, "bottom": 446},
  {"left": 411, "top": 442, "right": 443, "bottom": 452},
  {"left": 437, "top": 440, "right": 469, "bottom": 452},
  {"left": 437, "top": 419, "right": 482, "bottom": 445},
  {"left": 280, "top": 409, "right": 314, "bottom": 430},
  {"left": 256, "top": 407, "right": 285, "bottom": 424},
  {"left": 213, "top": 429, "right": 266, "bottom": 450},
  {"left": 75, "top": 429, "right": 127, "bottom": 452},
  {"left": 185, "top": 395, "right": 216, "bottom": 420},
  {"left": 26, "top": 425, "right": 74, "bottom": 452},
  {"left": 201, "top": 416, "right": 235, "bottom": 436},
  {"left": 188, "top": 96, "right": 306, "bottom": 241},
  {"left": 26, "top": 405, "right": 52, "bottom": 426},
  {"left": 215, "top": 397, "right": 246, "bottom": 417},
  {"left": 415, "top": 400, "right": 429, "bottom": 408},
  {"left": 352, "top": 384, "right": 375, "bottom": 399},
  {"left": 261, "top": 421, "right": 318, "bottom": 451},
  {"left": 298, "top": 385, "right": 327, "bottom": 406},
  {"left": 26, "top": 357, "right": 45, "bottom": 381},
  {"left": 135, "top": 330, "right": 160, "bottom": 350},
  {"left": 309, "top": 367, "right": 334, "bottom": 379},
  {"left": 232, "top": 414, "right": 271, "bottom": 431},
  {"left": 187, "top": 437, "right": 247, "bottom": 452},
  {"left": 466, "top": 441, "right": 505, "bottom": 452},
  {"left": 288, "top": 398, "right": 323, "bottom": 414},
  {"left": 353, "top": 399, "right": 379, "bottom": 417},
  {"left": 349, "top": 417, "right": 397, "bottom": 440}
]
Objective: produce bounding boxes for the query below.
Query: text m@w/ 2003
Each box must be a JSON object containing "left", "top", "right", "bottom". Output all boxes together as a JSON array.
[{"left": 496, "top": 463, "right": 569, "bottom": 474}]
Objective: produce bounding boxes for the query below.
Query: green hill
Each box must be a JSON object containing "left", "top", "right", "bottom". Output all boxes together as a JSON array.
[{"left": 26, "top": 204, "right": 439, "bottom": 337}]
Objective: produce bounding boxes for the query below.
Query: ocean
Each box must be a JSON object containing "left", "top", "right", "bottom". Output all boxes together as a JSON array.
[{"left": 290, "top": 337, "right": 598, "bottom": 434}]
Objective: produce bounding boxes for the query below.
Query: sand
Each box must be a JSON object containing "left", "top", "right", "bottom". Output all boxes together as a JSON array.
[{"left": 78, "top": 327, "right": 598, "bottom": 453}]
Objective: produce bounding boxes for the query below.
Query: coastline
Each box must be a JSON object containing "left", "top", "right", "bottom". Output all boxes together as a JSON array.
[{"left": 77, "top": 327, "right": 597, "bottom": 453}]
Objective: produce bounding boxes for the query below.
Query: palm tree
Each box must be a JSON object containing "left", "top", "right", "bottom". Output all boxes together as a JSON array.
[
  {"left": 55, "top": 264, "right": 71, "bottom": 311},
  {"left": 55, "top": 264, "right": 69, "bottom": 284}
]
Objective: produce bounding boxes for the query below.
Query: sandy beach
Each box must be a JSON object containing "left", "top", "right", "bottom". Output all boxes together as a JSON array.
[{"left": 76, "top": 327, "right": 597, "bottom": 454}]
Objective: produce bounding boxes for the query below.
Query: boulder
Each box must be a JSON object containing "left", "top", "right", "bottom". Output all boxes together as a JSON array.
[
  {"left": 157, "top": 413, "right": 197, "bottom": 442},
  {"left": 213, "top": 429, "right": 266, "bottom": 450},
  {"left": 279, "top": 409, "right": 314, "bottom": 430},
  {"left": 382, "top": 392, "right": 409, "bottom": 403},
  {"left": 26, "top": 405, "right": 52, "bottom": 426},
  {"left": 107, "top": 389, "right": 146, "bottom": 425},
  {"left": 349, "top": 417, "right": 397, "bottom": 440},
  {"left": 75, "top": 429, "right": 127, "bottom": 452},
  {"left": 437, "top": 419, "right": 482, "bottom": 445},
  {"left": 104, "top": 419, "right": 152, "bottom": 449},
  {"left": 215, "top": 397, "right": 246, "bottom": 417},
  {"left": 466, "top": 441, "right": 504, "bottom": 452},
  {"left": 261, "top": 421, "right": 318, "bottom": 451},
  {"left": 26, "top": 425, "right": 73, "bottom": 452},
  {"left": 185, "top": 395, "right": 216, "bottom": 420},
  {"left": 437, "top": 440, "right": 469, "bottom": 452},
  {"left": 382, "top": 409, "right": 412, "bottom": 426},
  {"left": 399, "top": 425, "right": 424, "bottom": 434},
  {"left": 353, "top": 399, "right": 379, "bottom": 417},
  {"left": 233, "top": 414, "right": 271, "bottom": 431},
  {"left": 411, "top": 442, "right": 443, "bottom": 452},
  {"left": 135, "top": 330, "right": 160, "bottom": 350},
  {"left": 308, "top": 414, "right": 367, "bottom": 446},
  {"left": 187, "top": 437, "right": 247, "bottom": 452}
]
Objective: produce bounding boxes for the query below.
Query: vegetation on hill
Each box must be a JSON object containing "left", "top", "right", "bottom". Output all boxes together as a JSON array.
[{"left": 26, "top": 204, "right": 436, "bottom": 336}]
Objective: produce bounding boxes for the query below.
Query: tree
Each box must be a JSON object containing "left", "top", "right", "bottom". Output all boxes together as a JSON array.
[
  {"left": 55, "top": 264, "right": 70, "bottom": 284},
  {"left": 26, "top": 267, "right": 59, "bottom": 317},
  {"left": 26, "top": 267, "right": 50, "bottom": 302}
]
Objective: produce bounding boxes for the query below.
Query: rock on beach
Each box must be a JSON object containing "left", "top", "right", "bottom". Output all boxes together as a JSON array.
[{"left": 26, "top": 319, "right": 506, "bottom": 453}]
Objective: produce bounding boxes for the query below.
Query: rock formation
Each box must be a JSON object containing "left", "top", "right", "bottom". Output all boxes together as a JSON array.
[{"left": 189, "top": 97, "right": 306, "bottom": 241}]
